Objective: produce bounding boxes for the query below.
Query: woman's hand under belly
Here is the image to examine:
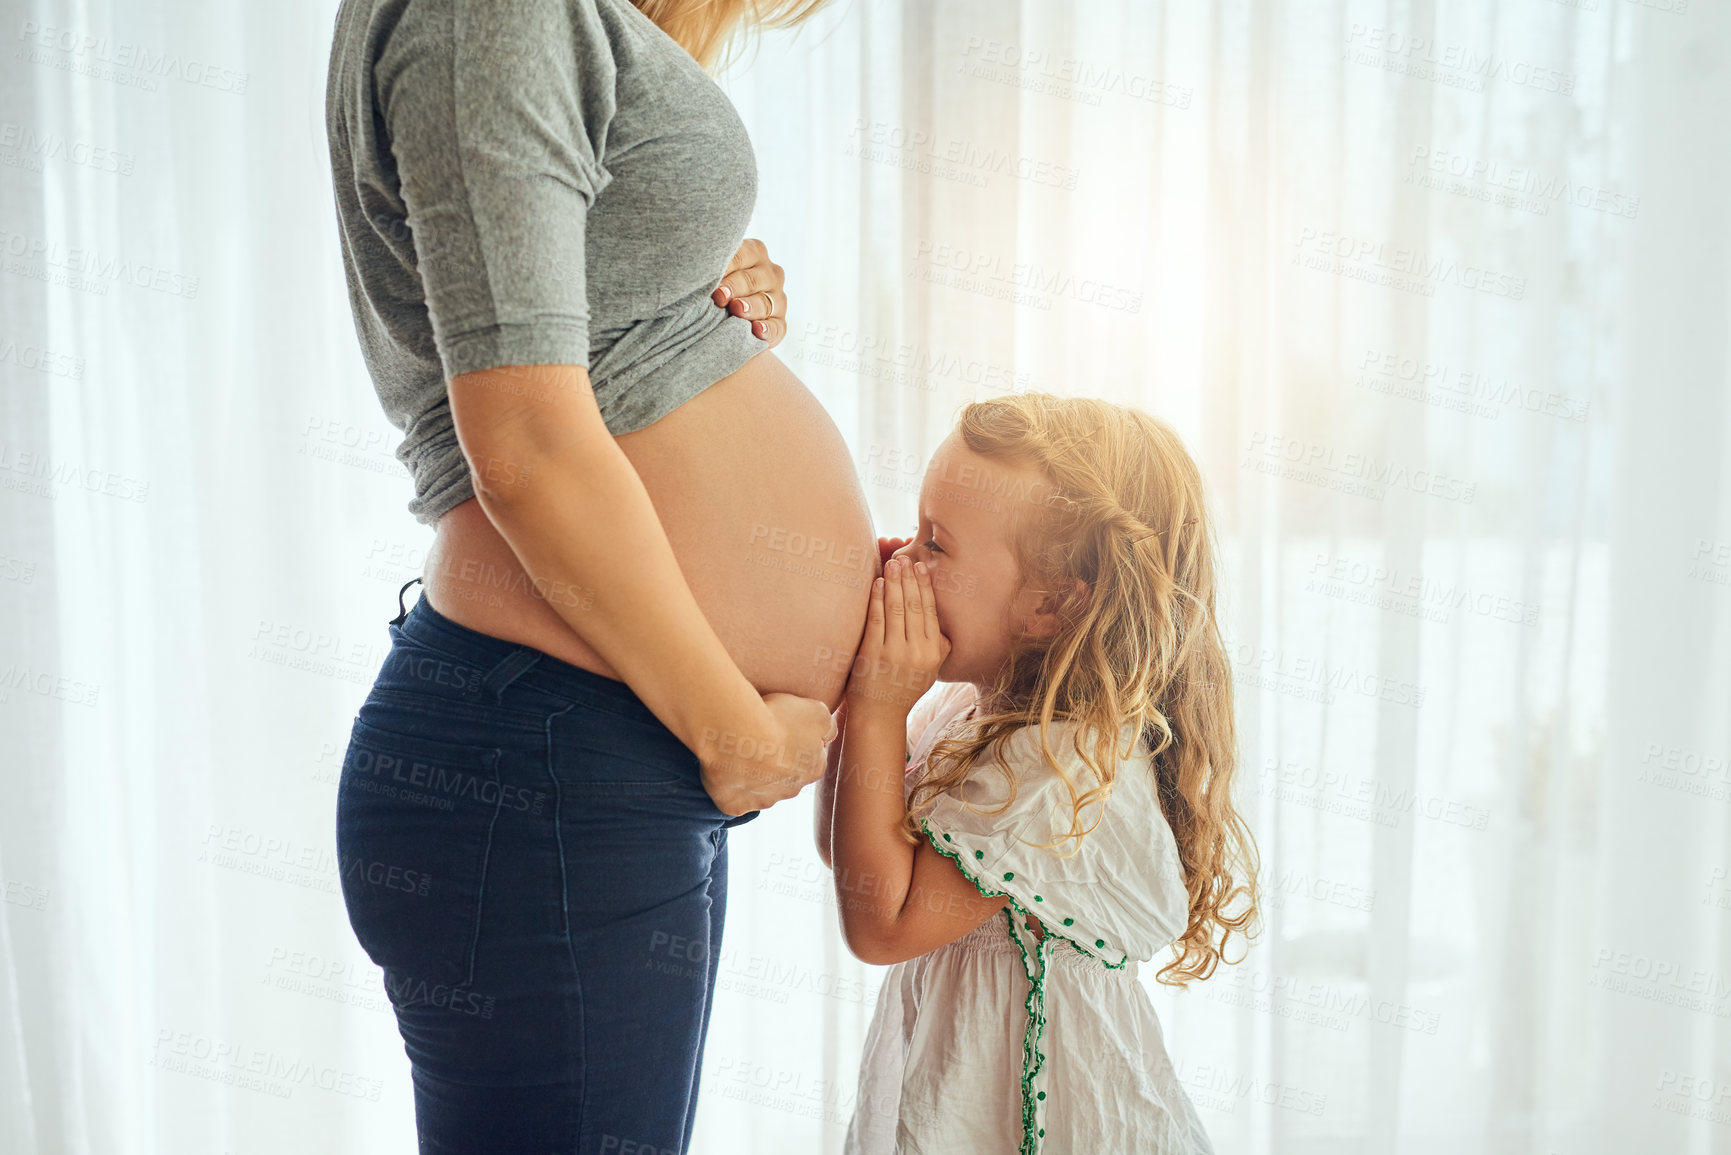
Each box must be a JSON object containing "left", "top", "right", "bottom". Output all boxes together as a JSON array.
[{"left": 424, "top": 350, "right": 876, "bottom": 713}]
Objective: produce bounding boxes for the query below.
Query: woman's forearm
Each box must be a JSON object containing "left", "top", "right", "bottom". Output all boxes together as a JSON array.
[
  {"left": 449, "top": 362, "right": 818, "bottom": 811},
  {"left": 483, "top": 433, "right": 764, "bottom": 754},
  {"left": 829, "top": 700, "right": 919, "bottom": 955}
]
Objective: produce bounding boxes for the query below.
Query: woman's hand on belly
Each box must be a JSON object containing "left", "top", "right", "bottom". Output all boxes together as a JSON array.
[
  {"left": 703, "top": 690, "right": 840, "bottom": 816},
  {"left": 713, "top": 237, "right": 788, "bottom": 347}
]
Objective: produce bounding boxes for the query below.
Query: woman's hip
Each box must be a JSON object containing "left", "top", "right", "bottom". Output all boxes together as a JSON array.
[
  {"left": 347, "top": 590, "right": 740, "bottom": 823},
  {"left": 334, "top": 601, "right": 739, "bottom": 1151},
  {"left": 335, "top": 593, "right": 743, "bottom": 989}
]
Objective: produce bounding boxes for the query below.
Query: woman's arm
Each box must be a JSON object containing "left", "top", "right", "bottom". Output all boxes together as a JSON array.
[
  {"left": 450, "top": 362, "right": 835, "bottom": 815},
  {"left": 830, "top": 558, "right": 1010, "bottom": 965},
  {"left": 370, "top": 4, "right": 832, "bottom": 815}
]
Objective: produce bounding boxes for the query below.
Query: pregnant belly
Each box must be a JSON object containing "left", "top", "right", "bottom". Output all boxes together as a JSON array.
[{"left": 422, "top": 350, "right": 876, "bottom": 712}]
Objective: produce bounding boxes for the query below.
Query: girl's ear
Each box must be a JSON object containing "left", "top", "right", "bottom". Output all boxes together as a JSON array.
[
  {"left": 1026, "top": 578, "right": 1091, "bottom": 637},
  {"left": 1063, "top": 577, "right": 1092, "bottom": 615}
]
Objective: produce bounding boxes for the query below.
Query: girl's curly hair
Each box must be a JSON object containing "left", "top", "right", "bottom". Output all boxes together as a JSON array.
[{"left": 904, "top": 393, "right": 1261, "bottom": 986}]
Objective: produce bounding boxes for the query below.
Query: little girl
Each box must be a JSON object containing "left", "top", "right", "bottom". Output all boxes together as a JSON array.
[{"left": 816, "top": 392, "right": 1260, "bottom": 1155}]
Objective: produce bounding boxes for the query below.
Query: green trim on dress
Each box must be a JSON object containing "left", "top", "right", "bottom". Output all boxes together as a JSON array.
[{"left": 919, "top": 816, "right": 1130, "bottom": 1154}]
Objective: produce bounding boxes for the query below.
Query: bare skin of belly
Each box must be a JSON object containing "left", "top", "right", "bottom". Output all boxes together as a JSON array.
[{"left": 422, "top": 349, "right": 877, "bottom": 714}]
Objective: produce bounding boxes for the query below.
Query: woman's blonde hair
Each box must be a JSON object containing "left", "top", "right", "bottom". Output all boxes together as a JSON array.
[
  {"left": 904, "top": 393, "right": 1261, "bottom": 986},
  {"left": 633, "top": 0, "right": 834, "bottom": 72}
]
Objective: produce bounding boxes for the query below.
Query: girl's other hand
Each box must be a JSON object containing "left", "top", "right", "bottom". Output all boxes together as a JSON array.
[
  {"left": 845, "top": 557, "right": 951, "bottom": 719},
  {"left": 711, "top": 237, "right": 786, "bottom": 346}
]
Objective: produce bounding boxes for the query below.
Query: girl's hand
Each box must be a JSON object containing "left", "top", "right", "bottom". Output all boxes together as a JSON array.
[
  {"left": 711, "top": 237, "right": 787, "bottom": 347},
  {"left": 845, "top": 557, "right": 951, "bottom": 719}
]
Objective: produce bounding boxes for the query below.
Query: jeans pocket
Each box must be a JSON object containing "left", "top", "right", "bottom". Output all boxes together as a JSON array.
[
  {"left": 551, "top": 706, "right": 700, "bottom": 794},
  {"left": 335, "top": 715, "right": 504, "bottom": 990}
]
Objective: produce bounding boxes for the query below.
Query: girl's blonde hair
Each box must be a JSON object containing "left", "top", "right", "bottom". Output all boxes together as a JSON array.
[
  {"left": 633, "top": 0, "right": 834, "bottom": 72},
  {"left": 904, "top": 393, "right": 1261, "bottom": 986}
]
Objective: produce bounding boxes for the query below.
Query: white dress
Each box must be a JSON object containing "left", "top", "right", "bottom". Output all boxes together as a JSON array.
[{"left": 843, "top": 681, "right": 1217, "bottom": 1155}]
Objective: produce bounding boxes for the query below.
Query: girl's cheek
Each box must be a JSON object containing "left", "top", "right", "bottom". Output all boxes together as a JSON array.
[{"left": 930, "top": 562, "right": 956, "bottom": 597}]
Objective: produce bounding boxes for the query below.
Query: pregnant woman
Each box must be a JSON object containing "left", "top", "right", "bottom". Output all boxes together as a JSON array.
[{"left": 323, "top": 0, "right": 867, "bottom": 1150}]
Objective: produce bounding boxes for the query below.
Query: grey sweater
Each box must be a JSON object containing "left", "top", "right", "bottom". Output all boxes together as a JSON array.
[{"left": 325, "top": 0, "right": 763, "bottom": 525}]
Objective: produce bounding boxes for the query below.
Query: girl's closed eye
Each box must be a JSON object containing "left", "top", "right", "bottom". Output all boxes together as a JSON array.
[{"left": 923, "top": 538, "right": 943, "bottom": 555}]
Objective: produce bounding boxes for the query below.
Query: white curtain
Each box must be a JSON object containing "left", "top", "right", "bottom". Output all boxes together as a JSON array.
[{"left": 2, "top": 0, "right": 1725, "bottom": 1151}]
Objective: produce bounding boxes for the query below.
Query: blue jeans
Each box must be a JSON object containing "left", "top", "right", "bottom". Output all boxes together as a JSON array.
[{"left": 336, "top": 590, "right": 758, "bottom": 1154}]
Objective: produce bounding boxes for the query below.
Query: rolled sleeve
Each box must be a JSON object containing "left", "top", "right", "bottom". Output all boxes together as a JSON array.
[
  {"left": 376, "top": 0, "right": 616, "bottom": 378},
  {"left": 916, "top": 722, "right": 1190, "bottom": 966}
]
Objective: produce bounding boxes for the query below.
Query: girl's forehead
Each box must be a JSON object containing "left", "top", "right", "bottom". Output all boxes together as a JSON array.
[
  {"left": 921, "top": 441, "right": 1051, "bottom": 542},
  {"left": 926, "top": 439, "right": 1011, "bottom": 487}
]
